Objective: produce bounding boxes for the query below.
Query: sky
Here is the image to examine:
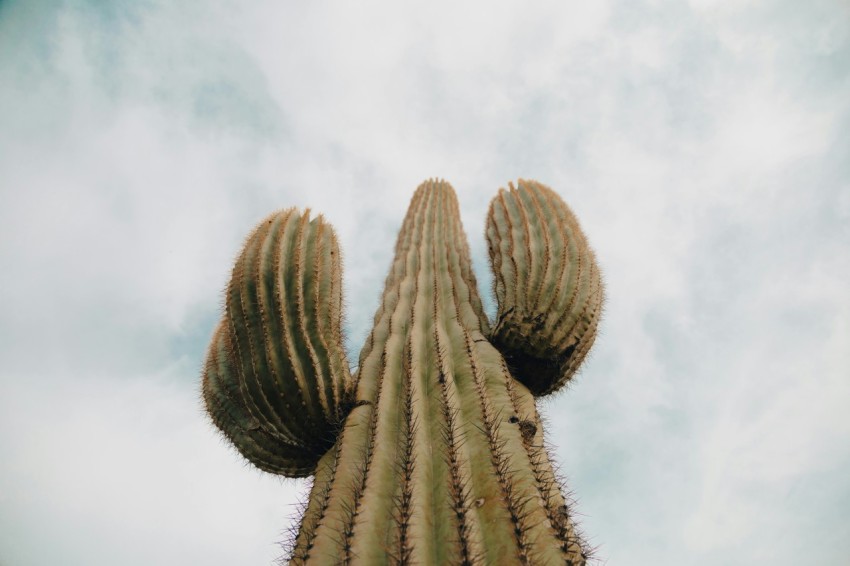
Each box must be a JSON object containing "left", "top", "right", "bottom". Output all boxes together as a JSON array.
[{"left": 0, "top": 0, "right": 848, "bottom": 564}]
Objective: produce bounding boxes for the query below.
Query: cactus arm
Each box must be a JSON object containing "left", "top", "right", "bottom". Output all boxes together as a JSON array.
[
  {"left": 293, "top": 213, "right": 333, "bottom": 420},
  {"left": 202, "top": 208, "right": 353, "bottom": 477},
  {"left": 486, "top": 180, "right": 604, "bottom": 396},
  {"left": 234, "top": 215, "right": 310, "bottom": 439}
]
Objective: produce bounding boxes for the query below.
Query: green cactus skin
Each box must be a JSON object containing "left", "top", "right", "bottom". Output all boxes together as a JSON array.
[
  {"left": 203, "top": 179, "right": 603, "bottom": 565},
  {"left": 203, "top": 208, "right": 354, "bottom": 476},
  {"left": 487, "top": 180, "right": 604, "bottom": 396}
]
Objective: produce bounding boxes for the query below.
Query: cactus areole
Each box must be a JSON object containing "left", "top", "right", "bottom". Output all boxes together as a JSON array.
[{"left": 203, "top": 179, "right": 604, "bottom": 565}]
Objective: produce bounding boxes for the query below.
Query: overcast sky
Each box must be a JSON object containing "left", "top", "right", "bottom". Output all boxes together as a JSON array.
[{"left": 1, "top": 1, "right": 848, "bottom": 565}]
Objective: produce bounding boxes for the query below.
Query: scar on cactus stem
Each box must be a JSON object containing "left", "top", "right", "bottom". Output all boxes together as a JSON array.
[{"left": 202, "top": 179, "right": 604, "bottom": 565}]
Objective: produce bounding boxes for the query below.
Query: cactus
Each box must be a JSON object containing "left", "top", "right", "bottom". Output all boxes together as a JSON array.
[{"left": 203, "top": 179, "right": 603, "bottom": 565}]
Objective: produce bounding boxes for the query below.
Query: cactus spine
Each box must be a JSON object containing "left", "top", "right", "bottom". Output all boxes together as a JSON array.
[{"left": 203, "top": 179, "right": 603, "bottom": 565}]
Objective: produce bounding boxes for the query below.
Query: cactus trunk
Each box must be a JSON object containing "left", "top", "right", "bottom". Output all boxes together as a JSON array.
[{"left": 291, "top": 182, "right": 585, "bottom": 565}]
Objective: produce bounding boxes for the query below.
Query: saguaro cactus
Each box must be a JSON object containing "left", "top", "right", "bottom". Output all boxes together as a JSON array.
[{"left": 203, "top": 179, "right": 603, "bottom": 565}]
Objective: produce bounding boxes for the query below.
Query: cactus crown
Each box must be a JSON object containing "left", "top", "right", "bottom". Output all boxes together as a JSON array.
[{"left": 203, "top": 179, "right": 603, "bottom": 565}]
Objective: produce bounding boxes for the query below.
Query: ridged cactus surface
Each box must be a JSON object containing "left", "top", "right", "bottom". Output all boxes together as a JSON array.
[
  {"left": 487, "top": 181, "right": 604, "bottom": 396},
  {"left": 203, "top": 209, "right": 353, "bottom": 476},
  {"left": 203, "top": 179, "right": 603, "bottom": 565}
]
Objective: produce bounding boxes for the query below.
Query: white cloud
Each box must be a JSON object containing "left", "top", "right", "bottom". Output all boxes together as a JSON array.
[{"left": 0, "top": 366, "right": 308, "bottom": 566}]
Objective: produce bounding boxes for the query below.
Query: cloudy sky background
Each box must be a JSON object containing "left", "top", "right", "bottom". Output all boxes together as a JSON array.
[{"left": 1, "top": 0, "right": 848, "bottom": 564}]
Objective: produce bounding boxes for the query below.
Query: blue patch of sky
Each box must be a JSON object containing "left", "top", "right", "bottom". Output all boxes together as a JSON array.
[
  {"left": 814, "top": 112, "right": 850, "bottom": 234},
  {"left": 70, "top": 1, "right": 285, "bottom": 138},
  {"left": 0, "top": 0, "right": 63, "bottom": 67},
  {"left": 168, "top": 305, "right": 222, "bottom": 379},
  {"left": 785, "top": 454, "right": 850, "bottom": 560},
  {"left": 495, "top": 93, "right": 589, "bottom": 180}
]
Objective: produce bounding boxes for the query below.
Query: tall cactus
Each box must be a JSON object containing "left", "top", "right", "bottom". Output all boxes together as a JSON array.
[{"left": 203, "top": 179, "right": 603, "bottom": 565}]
